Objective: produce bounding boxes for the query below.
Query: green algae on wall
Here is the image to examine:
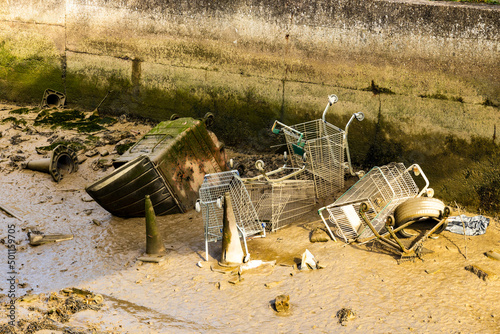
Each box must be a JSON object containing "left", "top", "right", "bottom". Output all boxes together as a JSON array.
[{"left": 0, "top": 23, "right": 65, "bottom": 103}]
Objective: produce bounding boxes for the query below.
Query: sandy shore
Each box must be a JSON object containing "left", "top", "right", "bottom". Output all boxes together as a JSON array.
[{"left": 0, "top": 103, "right": 499, "bottom": 333}]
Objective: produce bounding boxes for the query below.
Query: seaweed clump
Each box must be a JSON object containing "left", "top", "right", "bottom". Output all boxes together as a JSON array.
[{"left": 34, "top": 109, "right": 117, "bottom": 133}]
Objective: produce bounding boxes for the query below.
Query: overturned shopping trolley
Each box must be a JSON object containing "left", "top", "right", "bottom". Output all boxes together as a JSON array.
[
  {"left": 271, "top": 94, "right": 364, "bottom": 199},
  {"left": 196, "top": 170, "right": 265, "bottom": 261},
  {"left": 318, "top": 163, "right": 434, "bottom": 243},
  {"left": 243, "top": 158, "right": 316, "bottom": 232}
]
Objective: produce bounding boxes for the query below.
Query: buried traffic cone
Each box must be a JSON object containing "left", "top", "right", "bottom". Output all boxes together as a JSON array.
[
  {"left": 220, "top": 192, "right": 244, "bottom": 266},
  {"left": 23, "top": 145, "right": 78, "bottom": 182},
  {"left": 137, "top": 195, "right": 166, "bottom": 263}
]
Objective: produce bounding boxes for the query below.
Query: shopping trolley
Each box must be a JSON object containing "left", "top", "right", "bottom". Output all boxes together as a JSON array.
[
  {"left": 271, "top": 94, "right": 364, "bottom": 199},
  {"left": 318, "top": 163, "right": 433, "bottom": 243},
  {"left": 196, "top": 170, "right": 265, "bottom": 262},
  {"left": 242, "top": 157, "right": 316, "bottom": 232}
]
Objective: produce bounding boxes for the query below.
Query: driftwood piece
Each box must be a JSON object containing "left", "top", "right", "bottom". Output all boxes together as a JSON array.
[
  {"left": 485, "top": 250, "right": 500, "bottom": 261},
  {"left": 465, "top": 264, "right": 498, "bottom": 282},
  {"left": 0, "top": 203, "right": 22, "bottom": 220}
]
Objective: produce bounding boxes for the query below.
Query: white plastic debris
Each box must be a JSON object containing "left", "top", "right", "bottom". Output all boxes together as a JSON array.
[{"left": 300, "top": 249, "right": 318, "bottom": 270}]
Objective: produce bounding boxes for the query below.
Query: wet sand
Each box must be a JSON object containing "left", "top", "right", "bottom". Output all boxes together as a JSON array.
[{"left": 0, "top": 103, "right": 499, "bottom": 333}]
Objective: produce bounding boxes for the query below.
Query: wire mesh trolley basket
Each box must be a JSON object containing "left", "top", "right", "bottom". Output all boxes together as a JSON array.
[
  {"left": 272, "top": 95, "right": 364, "bottom": 199},
  {"left": 243, "top": 159, "right": 316, "bottom": 232},
  {"left": 196, "top": 170, "right": 265, "bottom": 261},
  {"left": 318, "top": 163, "right": 431, "bottom": 242}
]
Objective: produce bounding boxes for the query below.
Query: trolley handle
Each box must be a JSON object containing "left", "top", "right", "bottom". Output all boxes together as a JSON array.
[
  {"left": 408, "top": 164, "right": 430, "bottom": 198},
  {"left": 271, "top": 120, "right": 305, "bottom": 147},
  {"left": 344, "top": 111, "right": 365, "bottom": 176},
  {"left": 321, "top": 94, "right": 338, "bottom": 122}
]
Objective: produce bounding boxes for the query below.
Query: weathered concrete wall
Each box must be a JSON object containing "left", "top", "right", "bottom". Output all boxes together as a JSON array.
[
  {"left": 0, "top": 0, "right": 499, "bottom": 209},
  {"left": 1, "top": 0, "right": 498, "bottom": 128}
]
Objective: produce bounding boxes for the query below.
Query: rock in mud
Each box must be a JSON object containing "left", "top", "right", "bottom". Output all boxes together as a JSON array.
[
  {"left": 310, "top": 227, "right": 329, "bottom": 243},
  {"left": 9, "top": 154, "right": 26, "bottom": 162},
  {"left": 274, "top": 294, "right": 290, "bottom": 313},
  {"left": 337, "top": 307, "right": 356, "bottom": 326},
  {"left": 85, "top": 149, "right": 99, "bottom": 157}
]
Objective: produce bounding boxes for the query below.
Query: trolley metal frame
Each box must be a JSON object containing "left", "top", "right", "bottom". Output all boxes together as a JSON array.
[
  {"left": 196, "top": 170, "right": 265, "bottom": 261},
  {"left": 242, "top": 159, "right": 316, "bottom": 232},
  {"left": 318, "top": 163, "right": 430, "bottom": 243},
  {"left": 272, "top": 94, "right": 364, "bottom": 199}
]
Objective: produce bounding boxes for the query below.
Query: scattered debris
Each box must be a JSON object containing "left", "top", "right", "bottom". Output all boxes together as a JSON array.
[
  {"left": 87, "top": 116, "right": 227, "bottom": 217},
  {"left": 228, "top": 275, "right": 244, "bottom": 285},
  {"left": 85, "top": 149, "right": 99, "bottom": 157},
  {"left": 0, "top": 202, "right": 22, "bottom": 220},
  {"left": 465, "top": 265, "right": 497, "bottom": 281},
  {"left": 91, "top": 219, "right": 101, "bottom": 226},
  {"left": 310, "top": 227, "right": 329, "bottom": 243},
  {"left": 300, "top": 249, "right": 323, "bottom": 270},
  {"left": 264, "top": 281, "right": 283, "bottom": 288},
  {"left": 23, "top": 145, "right": 78, "bottom": 182},
  {"left": 446, "top": 215, "right": 490, "bottom": 236},
  {"left": 485, "top": 250, "right": 500, "bottom": 261},
  {"left": 210, "top": 262, "right": 238, "bottom": 275},
  {"left": 425, "top": 268, "right": 441, "bottom": 275},
  {"left": 273, "top": 294, "right": 290, "bottom": 313},
  {"left": 337, "top": 307, "right": 356, "bottom": 326},
  {"left": 5, "top": 288, "right": 105, "bottom": 333},
  {"left": 238, "top": 260, "right": 276, "bottom": 275},
  {"left": 91, "top": 158, "right": 113, "bottom": 171},
  {"left": 28, "top": 230, "right": 73, "bottom": 246}
]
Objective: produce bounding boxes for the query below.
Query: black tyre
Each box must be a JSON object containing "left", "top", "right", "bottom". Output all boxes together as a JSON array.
[{"left": 394, "top": 197, "right": 446, "bottom": 238}]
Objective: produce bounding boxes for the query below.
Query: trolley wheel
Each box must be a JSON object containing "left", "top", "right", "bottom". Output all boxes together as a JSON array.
[
  {"left": 283, "top": 151, "right": 287, "bottom": 163},
  {"left": 195, "top": 200, "right": 201, "bottom": 213},
  {"left": 255, "top": 160, "right": 265, "bottom": 171},
  {"left": 386, "top": 215, "right": 395, "bottom": 227},
  {"left": 229, "top": 158, "right": 234, "bottom": 169},
  {"left": 394, "top": 197, "right": 446, "bottom": 238}
]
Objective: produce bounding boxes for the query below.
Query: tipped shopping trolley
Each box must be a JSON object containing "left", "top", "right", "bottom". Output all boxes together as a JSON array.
[
  {"left": 318, "top": 163, "right": 435, "bottom": 243},
  {"left": 271, "top": 94, "right": 364, "bottom": 199},
  {"left": 196, "top": 170, "right": 265, "bottom": 262},
  {"left": 242, "top": 156, "right": 316, "bottom": 232}
]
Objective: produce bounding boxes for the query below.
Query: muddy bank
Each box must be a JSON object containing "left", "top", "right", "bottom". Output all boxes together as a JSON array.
[{"left": 0, "top": 103, "right": 499, "bottom": 333}]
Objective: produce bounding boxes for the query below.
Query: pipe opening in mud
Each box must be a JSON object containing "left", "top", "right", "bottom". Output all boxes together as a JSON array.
[
  {"left": 41, "top": 89, "right": 66, "bottom": 109},
  {"left": 46, "top": 93, "right": 62, "bottom": 107}
]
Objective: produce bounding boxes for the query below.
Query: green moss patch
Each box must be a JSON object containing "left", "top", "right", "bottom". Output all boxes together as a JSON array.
[
  {"left": 36, "top": 140, "right": 86, "bottom": 153},
  {"left": 115, "top": 142, "right": 136, "bottom": 155},
  {"left": 34, "top": 109, "right": 117, "bottom": 133},
  {"left": 9, "top": 107, "right": 38, "bottom": 114},
  {"left": 1, "top": 116, "right": 27, "bottom": 126}
]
